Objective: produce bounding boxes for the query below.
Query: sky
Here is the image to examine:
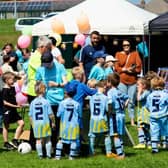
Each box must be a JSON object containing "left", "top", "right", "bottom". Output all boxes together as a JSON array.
[{"left": 128, "top": 0, "right": 151, "bottom": 4}]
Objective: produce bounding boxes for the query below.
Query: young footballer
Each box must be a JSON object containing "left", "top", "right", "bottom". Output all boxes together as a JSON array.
[
  {"left": 55, "top": 82, "right": 81, "bottom": 160},
  {"left": 88, "top": 80, "right": 117, "bottom": 158},
  {"left": 134, "top": 77, "right": 151, "bottom": 149},
  {"left": 68, "top": 66, "right": 97, "bottom": 153},
  {"left": 146, "top": 76, "right": 168, "bottom": 153},
  {"left": 107, "top": 72, "right": 129, "bottom": 159},
  {"left": 29, "top": 81, "right": 55, "bottom": 159}
]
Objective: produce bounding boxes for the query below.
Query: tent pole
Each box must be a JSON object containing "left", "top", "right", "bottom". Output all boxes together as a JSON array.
[
  {"left": 142, "top": 35, "right": 145, "bottom": 75},
  {"left": 148, "top": 32, "right": 151, "bottom": 71}
]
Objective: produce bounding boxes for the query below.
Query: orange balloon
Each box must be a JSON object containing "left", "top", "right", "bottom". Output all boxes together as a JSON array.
[
  {"left": 76, "top": 12, "right": 91, "bottom": 34},
  {"left": 51, "top": 17, "right": 65, "bottom": 34},
  {"left": 73, "top": 42, "right": 78, "bottom": 49}
]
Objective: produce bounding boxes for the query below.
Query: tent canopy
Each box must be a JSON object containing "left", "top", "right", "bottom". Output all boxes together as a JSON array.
[
  {"left": 149, "top": 11, "right": 168, "bottom": 32},
  {"left": 32, "top": 0, "right": 157, "bottom": 36}
]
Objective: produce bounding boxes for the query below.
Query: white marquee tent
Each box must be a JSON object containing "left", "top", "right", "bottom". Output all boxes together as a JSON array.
[{"left": 32, "top": 0, "right": 157, "bottom": 36}]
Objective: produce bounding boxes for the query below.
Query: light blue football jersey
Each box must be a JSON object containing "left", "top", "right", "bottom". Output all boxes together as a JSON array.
[
  {"left": 107, "top": 87, "right": 129, "bottom": 114},
  {"left": 28, "top": 96, "right": 53, "bottom": 138},
  {"left": 146, "top": 90, "right": 168, "bottom": 118},
  {"left": 89, "top": 92, "right": 109, "bottom": 134},
  {"left": 137, "top": 90, "right": 151, "bottom": 125},
  {"left": 57, "top": 97, "right": 81, "bottom": 141},
  {"left": 88, "top": 65, "right": 105, "bottom": 81}
]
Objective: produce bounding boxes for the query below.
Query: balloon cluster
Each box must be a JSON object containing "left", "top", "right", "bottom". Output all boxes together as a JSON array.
[{"left": 51, "top": 12, "right": 91, "bottom": 34}]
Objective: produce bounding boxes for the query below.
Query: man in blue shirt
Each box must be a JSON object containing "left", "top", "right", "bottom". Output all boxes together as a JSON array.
[{"left": 79, "top": 31, "right": 105, "bottom": 82}]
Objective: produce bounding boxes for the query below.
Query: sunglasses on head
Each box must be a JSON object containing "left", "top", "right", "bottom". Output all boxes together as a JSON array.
[{"left": 123, "top": 44, "right": 130, "bottom": 47}]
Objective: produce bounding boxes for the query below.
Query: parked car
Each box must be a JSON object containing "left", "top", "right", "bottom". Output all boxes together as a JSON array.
[
  {"left": 15, "top": 17, "right": 44, "bottom": 31},
  {"left": 42, "top": 12, "right": 62, "bottom": 18}
]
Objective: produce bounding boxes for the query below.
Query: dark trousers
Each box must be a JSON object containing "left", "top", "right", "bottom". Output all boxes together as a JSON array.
[
  {"left": 51, "top": 105, "right": 60, "bottom": 155},
  {"left": 27, "top": 95, "right": 36, "bottom": 150}
]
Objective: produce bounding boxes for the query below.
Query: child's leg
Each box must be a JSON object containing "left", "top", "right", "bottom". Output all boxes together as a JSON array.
[
  {"left": 69, "top": 141, "right": 77, "bottom": 160},
  {"left": 119, "top": 136, "right": 124, "bottom": 151},
  {"left": 138, "top": 127, "right": 145, "bottom": 144},
  {"left": 134, "top": 127, "right": 146, "bottom": 149},
  {"left": 150, "top": 118, "right": 159, "bottom": 153},
  {"left": 14, "top": 119, "right": 24, "bottom": 139},
  {"left": 143, "top": 125, "right": 151, "bottom": 147},
  {"left": 36, "top": 138, "right": 43, "bottom": 158},
  {"left": 3, "top": 123, "right": 9, "bottom": 142},
  {"left": 114, "top": 135, "right": 124, "bottom": 156},
  {"left": 104, "top": 135, "right": 112, "bottom": 155},
  {"left": 55, "top": 140, "right": 63, "bottom": 160},
  {"left": 45, "top": 137, "right": 52, "bottom": 158},
  {"left": 89, "top": 133, "right": 95, "bottom": 155}
]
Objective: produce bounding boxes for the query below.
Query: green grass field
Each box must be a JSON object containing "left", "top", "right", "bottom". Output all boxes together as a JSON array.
[
  {"left": 0, "top": 108, "right": 168, "bottom": 168},
  {"left": 0, "top": 19, "right": 21, "bottom": 49},
  {"left": 0, "top": 19, "right": 168, "bottom": 168}
]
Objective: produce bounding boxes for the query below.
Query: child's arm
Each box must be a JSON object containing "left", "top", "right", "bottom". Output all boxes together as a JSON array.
[
  {"left": 3, "top": 100, "right": 21, "bottom": 108},
  {"left": 29, "top": 117, "right": 32, "bottom": 125},
  {"left": 137, "top": 88, "right": 143, "bottom": 101}
]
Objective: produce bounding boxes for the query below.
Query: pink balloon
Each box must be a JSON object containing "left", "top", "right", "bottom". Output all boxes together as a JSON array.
[
  {"left": 74, "top": 34, "right": 86, "bottom": 46},
  {"left": 16, "top": 92, "right": 28, "bottom": 105},
  {"left": 18, "top": 35, "right": 31, "bottom": 49},
  {"left": 14, "top": 82, "right": 21, "bottom": 93}
]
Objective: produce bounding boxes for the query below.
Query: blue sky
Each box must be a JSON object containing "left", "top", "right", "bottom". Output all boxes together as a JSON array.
[{"left": 128, "top": 0, "right": 151, "bottom": 4}]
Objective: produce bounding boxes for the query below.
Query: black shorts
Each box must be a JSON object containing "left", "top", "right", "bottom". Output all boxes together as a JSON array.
[{"left": 3, "top": 110, "right": 22, "bottom": 126}]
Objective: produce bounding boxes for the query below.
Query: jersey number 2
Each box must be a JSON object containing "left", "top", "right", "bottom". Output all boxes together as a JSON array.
[{"left": 35, "top": 107, "right": 43, "bottom": 120}]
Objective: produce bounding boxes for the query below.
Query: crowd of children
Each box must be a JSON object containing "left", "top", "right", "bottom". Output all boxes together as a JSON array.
[{"left": 0, "top": 36, "right": 168, "bottom": 161}]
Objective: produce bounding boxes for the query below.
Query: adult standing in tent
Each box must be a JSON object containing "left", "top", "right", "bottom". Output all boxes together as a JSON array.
[
  {"left": 49, "top": 36, "right": 65, "bottom": 64},
  {"left": 79, "top": 31, "right": 105, "bottom": 82},
  {"left": 114, "top": 39, "right": 142, "bottom": 126}
]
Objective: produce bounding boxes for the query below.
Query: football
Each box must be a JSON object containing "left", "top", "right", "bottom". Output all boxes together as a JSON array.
[{"left": 18, "top": 142, "right": 32, "bottom": 154}]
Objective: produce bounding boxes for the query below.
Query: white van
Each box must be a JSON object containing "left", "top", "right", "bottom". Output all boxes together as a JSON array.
[{"left": 15, "top": 17, "right": 44, "bottom": 31}]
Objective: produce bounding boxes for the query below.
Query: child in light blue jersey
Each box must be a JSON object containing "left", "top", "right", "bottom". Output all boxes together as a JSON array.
[
  {"left": 107, "top": 72, "right": 129, "bottom": 159},
  {"left": 88, "top": 80, "right": 118, "bottom": 158},
  {"left": 134, "top": 77, "right": 151, "bottom": 149},
  {"left": 68, "top": 66, "right": 97, "bottom": 153},
  {"left": 88, "top": 51, "right": 106, "bottom": 81},
  {"left": 55, "top": 82, "right": 81, "bottom": 160},
  {"left": 104, "top": 55, "right": 118, "bottom": 79},
  {"left": 29, "top": 81, "right": 55, "bottom": 159},
  {"left": 146, "top": 76, "right": 168, "bottom": 153}
]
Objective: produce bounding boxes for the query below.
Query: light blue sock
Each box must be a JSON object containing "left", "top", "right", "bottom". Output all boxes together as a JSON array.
[
  {"left": 69, "top": 142, "right": 77, "bottom": 158},
  {"left": 114, "top": 137, "right": 123, "bottom": 156},
  {"left": 138, "top": 128, "right": 145, "bottom": 144},
  {"left": 162, "top": 136, "right": 166, "bottom": 146},
  {"left": 36, "top": 143, "right": 43, "bottom": 157},
  {"left": 104, "top": 136, "right": 112, "bottom": 154},
  {"left": 119, "top": 137, "right": 124, "bottom": 151},
  {"left": 151, "top": 140, "right": 158, "bottom": 152},
  {"left": 89, "top": 136, "right": 95, "bottom": 155},
  {"left": 45, "top": 141, "right": 52, "bottom": 158},
  {"left": 55, "top": 141, "right": 63, "bottom": 159}
]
